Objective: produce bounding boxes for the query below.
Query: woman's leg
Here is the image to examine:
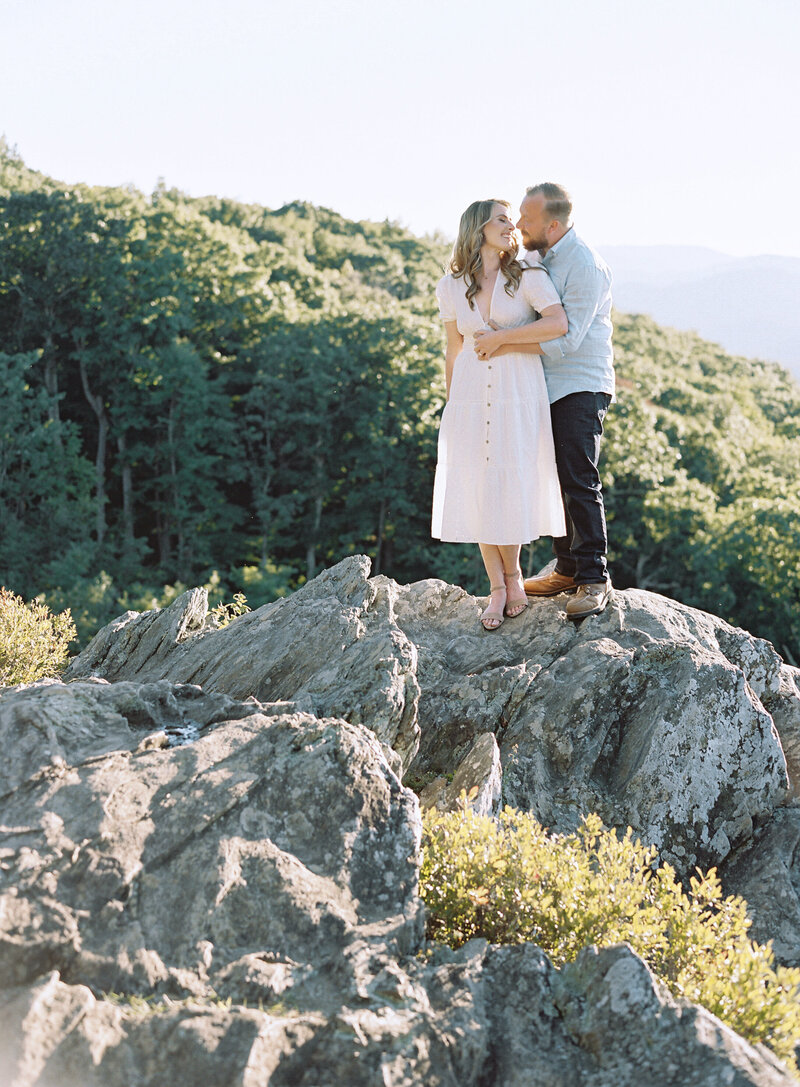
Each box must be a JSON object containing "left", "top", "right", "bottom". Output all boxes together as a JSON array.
[
  {"left": 478, "top": 543, "right": 507, "bottom": 629},
  {"left": 498, "top": 544, "right": 527, "bottom": 617}
]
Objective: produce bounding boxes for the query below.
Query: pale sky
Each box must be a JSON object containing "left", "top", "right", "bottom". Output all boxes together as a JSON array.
[{"left": 2, "top": 0, "right": 799, "bottom": 257}]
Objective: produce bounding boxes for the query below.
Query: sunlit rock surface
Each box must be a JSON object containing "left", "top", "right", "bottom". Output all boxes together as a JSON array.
[{"left": 3, "top": 555, "right": 799, "bottom": 1085}]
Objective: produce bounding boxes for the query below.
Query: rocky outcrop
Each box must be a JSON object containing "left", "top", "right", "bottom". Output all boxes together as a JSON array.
[
  {"left": 2, "top": 941, "right": 796, "bottom": 1086},
  {"left": 0, "top": 679, "right": 420, "bottom": 1004},
  {"left": 389, "top": 576, "right": 791, "bottom": 872},
  {"left": 5, "top": 555, "right": 800, "bottom": 1085},
  {"left": 70, "top": 556, "right": 795, "bottom": 872},
  {"left": 66, "top": 558, "right": 420, "bottom": 773}
]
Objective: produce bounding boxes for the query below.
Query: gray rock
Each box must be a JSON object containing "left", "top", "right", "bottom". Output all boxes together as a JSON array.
[
  {"left": 0, "top": 677, "right": 263, "bottom": 798},
  {"left": 0, "top": 971, "right": 324, "bottom": 1087},
  {"left": 394, "top": 577, "right": 790, "bottom": 871},
  {"left": 66, "top": 557, "right": 421, "bottom": 771},
  {"left": 722, "top": 806, "right": 800, "bottom": 966},
  {"left": 0, "top": 965, "right": 477, "bottom": 1087},
  {"left": 553, "top": 943, "right": 795, "bottom": 1086},
  {"left": 62, "top": 588, "right": 209, "bottom": 681},
  {"left": 4, "top": 942, "right": 794, "bottom": 1087},
  {"left": 65, "top": 559, "right": 797, "bottom": 873},
  {"left": 448, "top": 940, "right": 588, "bottom": 1086},
  {"left": 765, "top": 665, "right": 800, "bottom": 797},
  {"left": 0, "top": 681, "right": 422, "bottom": 1002},
  {"left": 419, "top": 731, "right": 502, "bottom": 816}
]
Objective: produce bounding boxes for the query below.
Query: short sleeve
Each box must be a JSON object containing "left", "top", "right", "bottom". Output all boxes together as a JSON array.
[
  {"left": 435, "top": 275, "right": 457, "bottom": 322},
  {"left": 521, "top": 265, "right": 561, "bottom": 313}
]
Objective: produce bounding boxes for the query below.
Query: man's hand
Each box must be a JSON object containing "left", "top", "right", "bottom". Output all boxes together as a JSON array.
[{"left": 474, "top": 321, "right": 505, "bottom": 360}]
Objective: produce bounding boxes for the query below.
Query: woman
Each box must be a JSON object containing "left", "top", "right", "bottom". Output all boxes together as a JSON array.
[{"left": 432, "top": 199, "right": 567, "bottom": 630}]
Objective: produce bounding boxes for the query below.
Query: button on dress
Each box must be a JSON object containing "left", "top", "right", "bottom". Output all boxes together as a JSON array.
[{"left": 431, "top": 266, "right": 567, "bottom": 545}]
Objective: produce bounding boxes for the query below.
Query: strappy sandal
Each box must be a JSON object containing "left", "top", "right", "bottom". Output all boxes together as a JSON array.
[
  {"left": 481, "top": 585, "right": 506, "bottom": 631},
  {"left": 504, "top": 570, "right": 529, "bottom": 618}
]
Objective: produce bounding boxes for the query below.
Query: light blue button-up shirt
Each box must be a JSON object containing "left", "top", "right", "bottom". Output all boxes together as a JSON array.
[{"left": 531, "top": 228, "right": 615, "bottom": 404}]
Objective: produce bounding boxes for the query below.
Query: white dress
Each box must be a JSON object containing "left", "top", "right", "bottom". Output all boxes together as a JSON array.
[{"left": 432, "top": 265, "right": 567, "bottom": 545}]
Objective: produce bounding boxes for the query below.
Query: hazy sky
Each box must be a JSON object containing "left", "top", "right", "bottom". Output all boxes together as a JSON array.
[{"left": 2, "top": 0, "right": 798, "bottom": 257}]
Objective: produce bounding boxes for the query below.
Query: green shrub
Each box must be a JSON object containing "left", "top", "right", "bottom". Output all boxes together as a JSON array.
[
  {"left": 0, "top": 587, "right": 77, "bottom": 686},
  {"left": 208, "top": 591, "right": 251, "bottom": 627},
  {"left": 420, "top": 803, "right": 800, "bottom": 1070}
]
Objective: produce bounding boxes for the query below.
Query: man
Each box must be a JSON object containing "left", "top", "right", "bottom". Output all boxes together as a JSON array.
[{"left": 474, "top": 183, "right": 614, "bottom": 618}]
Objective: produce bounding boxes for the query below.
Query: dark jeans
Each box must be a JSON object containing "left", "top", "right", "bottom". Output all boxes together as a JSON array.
[{"left": 550, "top": 391, "right": 612, "bottom": 584}]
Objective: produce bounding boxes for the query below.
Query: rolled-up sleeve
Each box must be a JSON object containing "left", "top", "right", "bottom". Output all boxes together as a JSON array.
[{"left": 540, "top": 263, "right": 609, "bottom": 360}]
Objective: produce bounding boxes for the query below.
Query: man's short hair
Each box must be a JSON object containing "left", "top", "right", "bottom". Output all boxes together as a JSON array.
[{"left": 527, "top": 182, "right": 572, "bottom": 225}]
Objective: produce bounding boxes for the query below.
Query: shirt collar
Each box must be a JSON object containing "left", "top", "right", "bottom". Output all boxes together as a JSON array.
[{"left": 542, "top": 226, "right": 576, "bottom": 264}]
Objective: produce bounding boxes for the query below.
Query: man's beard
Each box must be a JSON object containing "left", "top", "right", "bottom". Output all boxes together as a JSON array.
[{"left": 521, "top": 231, "right": 548, "bottom": 253}]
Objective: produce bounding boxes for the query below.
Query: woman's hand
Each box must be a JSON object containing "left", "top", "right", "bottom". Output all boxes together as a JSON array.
[{"left": 474, "top": 325, "right": 506, "bottom": 360}]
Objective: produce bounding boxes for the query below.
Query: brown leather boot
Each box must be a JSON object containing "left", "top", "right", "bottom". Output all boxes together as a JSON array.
[{"left": 523, "top": 569, "right": 579, "bottom": 596}]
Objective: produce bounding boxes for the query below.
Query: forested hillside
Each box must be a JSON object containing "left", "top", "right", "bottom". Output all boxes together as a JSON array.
[{"left": 1, "top": 140, "right": 799, "bottom": 662}]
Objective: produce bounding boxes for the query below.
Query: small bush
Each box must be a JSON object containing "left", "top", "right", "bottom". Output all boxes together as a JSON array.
[
  {"left": 420, "top": 803, "right": 800, "bottom": 1070},
  {"left": 0, "top": 587, "right": 76, "bottom": 686},
  {"left": 208, "top": 591, "right": 250, "bottom": 627}
]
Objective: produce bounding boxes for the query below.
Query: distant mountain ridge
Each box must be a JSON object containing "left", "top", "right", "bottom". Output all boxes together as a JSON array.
[{"left": 598, "top": 245, "right": 800, "bottom": 381}]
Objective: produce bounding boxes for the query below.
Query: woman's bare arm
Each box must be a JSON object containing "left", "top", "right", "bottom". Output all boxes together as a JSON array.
[
  {"left": 473, "top": 304, "right": 567, "bottom": 358},
  {"left": 442, "top": 321, "right": 463, "bottom": 399}
]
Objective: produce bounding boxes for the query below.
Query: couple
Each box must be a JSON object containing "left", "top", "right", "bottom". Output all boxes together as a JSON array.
[{"left": 431, "top": 183, "right": 614, "bottom": 630}]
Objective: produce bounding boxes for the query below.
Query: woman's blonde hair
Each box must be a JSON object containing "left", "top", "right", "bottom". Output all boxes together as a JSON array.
[{"left": 449, "top": 199, "right": 522, "bottom": 309}]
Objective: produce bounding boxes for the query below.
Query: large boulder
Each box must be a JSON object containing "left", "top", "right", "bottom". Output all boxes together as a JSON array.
[
  {"left": 0, "top": 679, "right": 422, "bottom": 1005},
  {"left": 64, "top": 558, "right": 796, "bottom": 873},
  {"left": 66, "top": 556, "right": 420, "bottom": 772},
  {"left": 390, "top": 576, "right": 791, "bottom": 871}
]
